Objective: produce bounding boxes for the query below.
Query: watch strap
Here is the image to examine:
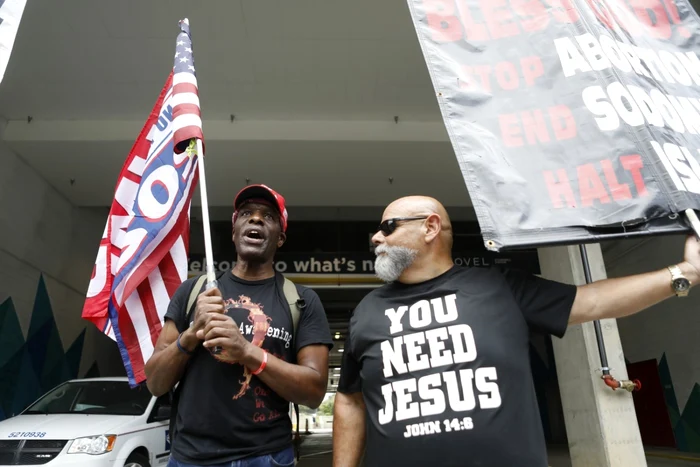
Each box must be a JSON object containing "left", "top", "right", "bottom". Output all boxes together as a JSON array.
[{"left": 668, "top": 265, "right": 690, "bottom": 297}]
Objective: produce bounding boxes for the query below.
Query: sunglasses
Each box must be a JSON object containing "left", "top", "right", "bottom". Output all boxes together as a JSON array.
[{"left": 378, "top": 216, "right": 428, "bottom": 236}]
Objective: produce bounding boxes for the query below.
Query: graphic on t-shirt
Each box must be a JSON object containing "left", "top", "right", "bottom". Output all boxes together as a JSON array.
[
  {"left": 214, "top": 295, "right": 272, "bottom": 400},
  {"left": 378, "top": 294, "right": 502, "bottom": 438}
]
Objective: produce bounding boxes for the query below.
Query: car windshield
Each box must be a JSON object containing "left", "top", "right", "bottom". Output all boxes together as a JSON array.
[{"left": 23, "top": 380, "right": 152, "bottom": 416}]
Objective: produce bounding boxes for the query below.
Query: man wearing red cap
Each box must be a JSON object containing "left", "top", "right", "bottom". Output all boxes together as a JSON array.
[{"left": 145, "top": 184, "right": 333, "bottom": 467}]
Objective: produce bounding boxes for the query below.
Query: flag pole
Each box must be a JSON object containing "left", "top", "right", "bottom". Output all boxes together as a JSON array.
[
  {"left": 195, "top": 138, "right": 223, "bottom": 355},
  {"left": 194, "top": 138, "right": 217, "bottom": 288},
  {"left": 684, "top": 209, "right": 700, "bottom": 239}
]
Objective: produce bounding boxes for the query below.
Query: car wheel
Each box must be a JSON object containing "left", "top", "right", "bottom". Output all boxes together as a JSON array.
[{"left": 124, "top": 452, "right": 150, "bottom": 467}]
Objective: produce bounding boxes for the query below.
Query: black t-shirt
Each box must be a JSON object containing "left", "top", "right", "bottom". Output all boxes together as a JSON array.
[
  {"left": 337, "top": 265, "right": 577, "bottom": 467},
  {"left": 165, "top": 271, "right": 333, "bottom": 465}
]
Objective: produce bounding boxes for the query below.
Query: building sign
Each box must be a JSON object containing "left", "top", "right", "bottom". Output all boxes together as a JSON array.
[
  {"left": 406, "top": 0, "right": 700, "bottom": 251},
  {"left": 188, "top": 250, "right": 540, "bottom": 278}
]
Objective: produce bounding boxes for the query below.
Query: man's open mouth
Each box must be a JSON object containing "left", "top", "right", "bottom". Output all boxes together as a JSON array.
[{"left": 243, "top": 229, "right": 265, "bottom": 245}]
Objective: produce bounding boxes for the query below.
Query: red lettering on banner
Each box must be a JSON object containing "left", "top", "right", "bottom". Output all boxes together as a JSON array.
[
  {"left": 621, "top": 154, "right": 648, "bottom": 197},
  {"left": 425, "top": 0, "right": 463, "bottom": 42},
  {"left": 549, "top": 0, "right": 580, "bottom": 23},
  {"left": 579, "top": 164, "right": 612, "bottom": 206},
  {"left": 458, "top": 1, "right": 489, "bottom": 41},
  {"left": 499, "top": 106, "right": 577, "bottom": 147},
  {"left": 628, "top": 0, "right": 671, "bottom": 39},
  {"left": 521, "top": 110, "right": 550, "bottom": 144},
  {"left": 521, "top": 56, "right": 544, "bottom": 86},
  {"left": 472, "top": 64, "right": 492, "bottom": 90},
  {"left": 461, "top": 57, "right": 544, "bottom": 91},
  {"left": 583, "top": 0, "right": 687, "bottom": 39},
  {"left": 585, "top": 0, "right": 618, "bottom": 31},
  {"left": 549, "top": 105, "right": 577, "bottom": 140},
  {"left": 495, "top": 62, "right": 519, "bottom": 90},
  {"left": 544, "top": 169, "right": 578, "bottom": 208},
  {"left": 422, "top": 0, "right": 685, "bottom": 43},
  {"left": 481, "top": 0, "right": 520, "bottom": 39},
  {"left": 544, "top": 157, "right": 649, "bottom": 209},
  {"left": 662, "top": 0, "right": 691, "bottom": 37},
  {"left": 601, "top": 159, "right": 632, "bottom": 201},
  {"left": 511, "top": 0, "right": 548, "bottom": 32}
]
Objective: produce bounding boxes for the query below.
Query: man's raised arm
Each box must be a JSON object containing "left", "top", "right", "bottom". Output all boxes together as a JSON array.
[{"left": 569, "top": 235, "right": 700, "bottom": 325}]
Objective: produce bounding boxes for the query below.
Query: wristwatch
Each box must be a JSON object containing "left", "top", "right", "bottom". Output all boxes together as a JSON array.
[{"left": 668, "top": 265, "right": 691, "bottom": 297}]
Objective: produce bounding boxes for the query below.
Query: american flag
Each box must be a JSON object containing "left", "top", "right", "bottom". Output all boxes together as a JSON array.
[
  {"left": 82, "top": 19, "right": 204, "bottom": 387},
  {"left": 172, "top": 19, "right": 204, "bottom": 154}
]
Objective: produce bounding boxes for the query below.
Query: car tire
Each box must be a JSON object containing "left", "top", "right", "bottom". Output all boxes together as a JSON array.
[{"left": 124, "top": 452, "right": 150, "bottom": 467}]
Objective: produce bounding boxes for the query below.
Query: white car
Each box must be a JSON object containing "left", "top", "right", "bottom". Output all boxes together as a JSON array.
[{"left": 0, "top": 377, "right": 171, "bottom": 466}]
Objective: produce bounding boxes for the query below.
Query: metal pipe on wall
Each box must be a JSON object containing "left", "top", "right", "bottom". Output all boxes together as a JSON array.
[{"left": 578, "top": 244, "right": 641, "bottom": 393}]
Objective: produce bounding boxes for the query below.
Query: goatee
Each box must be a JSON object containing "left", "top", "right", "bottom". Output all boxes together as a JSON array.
[{"left": 374, "top": 244, "right": 419, "bottom": 283}]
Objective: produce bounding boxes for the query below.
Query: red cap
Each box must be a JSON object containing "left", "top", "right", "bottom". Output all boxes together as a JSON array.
[{"left": 232, "top": 184, "right": 288, "bottom": 232}]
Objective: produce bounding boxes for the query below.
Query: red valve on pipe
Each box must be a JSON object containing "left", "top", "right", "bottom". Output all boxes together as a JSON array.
[{"left": 602, "top": 375, "right": 641, "bottom": 392}]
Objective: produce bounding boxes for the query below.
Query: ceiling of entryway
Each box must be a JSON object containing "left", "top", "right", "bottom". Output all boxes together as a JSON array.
[{"left": 0, "top": 0, "right": 474, "bottom": 215}]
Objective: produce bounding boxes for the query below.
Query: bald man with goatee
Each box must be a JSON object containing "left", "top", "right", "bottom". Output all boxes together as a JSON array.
[{"left": 333, "top": 196, "right": 700, "bottom": 467}]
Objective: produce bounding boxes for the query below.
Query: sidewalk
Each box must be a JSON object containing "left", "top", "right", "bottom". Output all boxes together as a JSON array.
[{"left": 296, "top": 433, "right": 700, "bottom": 467}]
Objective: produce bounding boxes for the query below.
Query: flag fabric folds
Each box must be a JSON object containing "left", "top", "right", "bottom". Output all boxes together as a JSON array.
[
  {"left": 82, "top": 19, "right": 203, "bottom": 387},
  {"left": 172, "top": 19, "right": 204, "bottom": 155}
]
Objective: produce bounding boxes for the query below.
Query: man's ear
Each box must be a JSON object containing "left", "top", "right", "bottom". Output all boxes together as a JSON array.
[
  {"left": 424, "top": 214, "right": 441, "bottom": 244},
  {"left": 277, "top": 232, "right": 287, "bottom": 248}
]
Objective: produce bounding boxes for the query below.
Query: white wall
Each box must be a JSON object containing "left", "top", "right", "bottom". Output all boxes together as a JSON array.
[
  {"left": 601, "top": 236, "right": 698, "bottom": 412},
  {"left": 0, "top": 124, "right": 124, "bottom": 385}
]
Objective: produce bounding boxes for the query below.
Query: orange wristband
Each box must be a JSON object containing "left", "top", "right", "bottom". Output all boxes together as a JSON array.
[{"left": 252, "top": 350, "right": 268, "bottom": 375}]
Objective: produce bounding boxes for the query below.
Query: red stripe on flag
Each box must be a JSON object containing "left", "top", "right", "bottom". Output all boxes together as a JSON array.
[
  {"left": 121, "top": 186, "right": 198, "bottom": 303},
  {"left": 115, "top": 301, "right": 146, "bottom": 383},
  {"left": 182, "top": 217, "right": 191, "bottom": 254},
  {"left": 137, "top": 281, "right": 162, "bottom": 346},
  {"left": 173, "top": 82, "right": 198, "bottom": 95},
  {"left": 173, "top": 103, "right": 201, "bottom": 118},
  {"left": 160, "top": 252, "right": 183, "bottom": 298}
]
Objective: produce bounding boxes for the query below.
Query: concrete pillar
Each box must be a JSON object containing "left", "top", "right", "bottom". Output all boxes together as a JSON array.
[{"left": 537, "top": 244, "right": 646, "bottom": 467}]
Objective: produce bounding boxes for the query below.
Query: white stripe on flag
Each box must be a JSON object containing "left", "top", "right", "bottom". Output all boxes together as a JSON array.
[
  {"left": 128, "top": 155, "right": 146, "bottom": 177},
  {"left": 172, "top": 114, "right": 202, "bottom": 133},
  {"left": 147, "top": 268, "right": 170, "bottom": 321},
  {"left": 171, "top": 236, "right": 189, "bottom": 282},
  {"left": 124, "top": 292, "right": 155, "bottom": 363},
  {"left": 105, "top": 321, "right": 116, "bottom": 341},
  {"left": 171, "top": 92, "right": 200, "bottom": 107},
  {"left": 173, "top": 72, "right": 198, "bottom": 87}
]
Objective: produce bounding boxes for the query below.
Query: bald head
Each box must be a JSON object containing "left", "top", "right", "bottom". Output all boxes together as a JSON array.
[
  {"left": 372, "top": 195, "right": 455, "bottom": 284},
  {"left": 382, "top": 196, "right": 453, "bottom": 250}
]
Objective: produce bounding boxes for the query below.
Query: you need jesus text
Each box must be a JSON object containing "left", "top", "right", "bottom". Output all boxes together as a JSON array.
[{"left": 378, "top": 294, "right": 502, "bottom": 437}]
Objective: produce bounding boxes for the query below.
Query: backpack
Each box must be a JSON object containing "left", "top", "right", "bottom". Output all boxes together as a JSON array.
[{"left": 168, "top": 271, "right": 306, "bottom": 459}]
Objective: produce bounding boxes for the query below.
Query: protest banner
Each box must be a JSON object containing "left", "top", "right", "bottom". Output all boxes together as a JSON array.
[
  {"left": 407, "top": 0, "right": 700, "bottom": 251},
  {"left": 0, "top": 0, "right": 27, "bottom": 86}
]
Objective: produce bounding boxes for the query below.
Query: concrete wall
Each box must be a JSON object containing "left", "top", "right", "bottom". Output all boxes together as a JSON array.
[
  {"left": 601, "top": 236, "right": 700, "bottom": 451},
  {"left": 0, "top": 129, "right": 123, "bottom": 418}
]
